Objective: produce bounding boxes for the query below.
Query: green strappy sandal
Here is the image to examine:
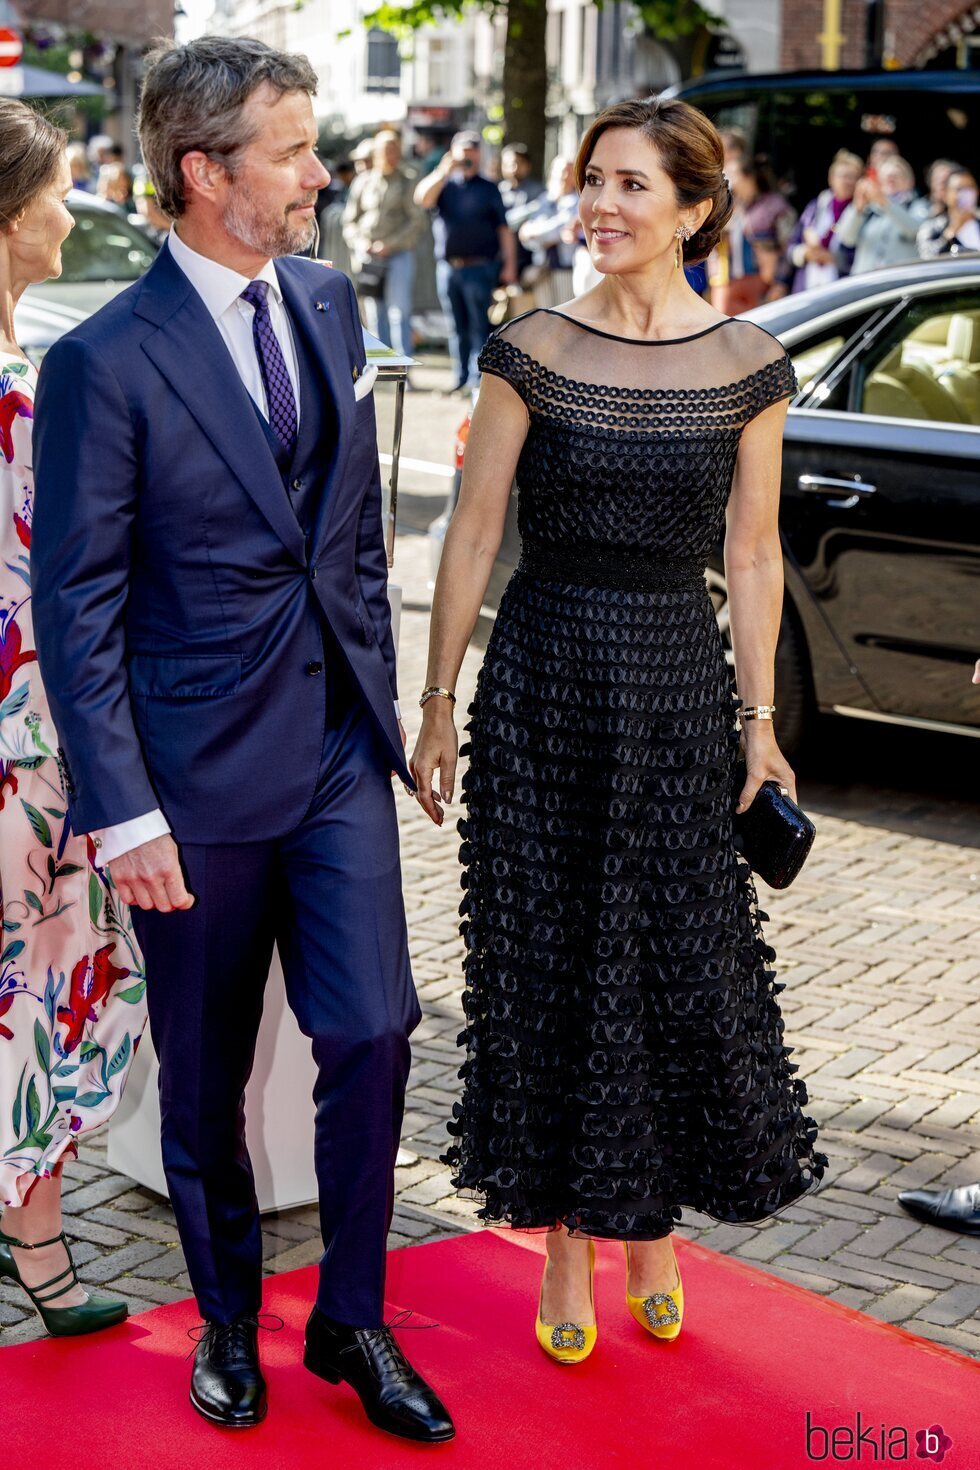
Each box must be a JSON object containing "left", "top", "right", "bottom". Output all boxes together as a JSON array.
[{"left": 0, "top": 1226, "right": 128, "bottom": 1336}]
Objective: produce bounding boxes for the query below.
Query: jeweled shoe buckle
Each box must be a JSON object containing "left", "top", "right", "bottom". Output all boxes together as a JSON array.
[
  {"left": 643, "top": 1293, "right": 680, "bottom": 1329},
  {"left": 551, "top": 1322, "right": 586, "bottom": 1351}
]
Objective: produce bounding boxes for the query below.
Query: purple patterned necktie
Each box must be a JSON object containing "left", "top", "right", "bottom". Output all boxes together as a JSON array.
[{"left": 240, "top": 279, "right": 298, "bottom": 459}]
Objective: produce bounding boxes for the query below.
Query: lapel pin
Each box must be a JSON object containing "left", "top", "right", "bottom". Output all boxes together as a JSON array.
[
  {"left": 352, "top": 365, "right": 360, "bottom": 381},
  {"left": 315, "top": 300, "right": 329, "bottom": 312}
]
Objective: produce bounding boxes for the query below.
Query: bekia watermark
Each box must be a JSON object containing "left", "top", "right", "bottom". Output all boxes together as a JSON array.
[{"left": 805, "top": 1412, "right": 954, "bottom": 1462}]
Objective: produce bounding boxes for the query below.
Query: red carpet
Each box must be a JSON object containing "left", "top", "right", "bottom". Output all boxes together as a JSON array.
[{"left": 3, "top": 1229, "right": 979, "bottom": 1469}]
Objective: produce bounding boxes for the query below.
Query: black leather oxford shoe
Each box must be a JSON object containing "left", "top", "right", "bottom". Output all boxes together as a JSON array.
[
  {"left": 303, "top": 1306, "right": 455, "bottom": 1444},
  {"left": 190, "top": 1315, "right": 268, "bottom": 1428},
  {"left": 898, "top": 1182, "right": 980, "bottom": 1236}
]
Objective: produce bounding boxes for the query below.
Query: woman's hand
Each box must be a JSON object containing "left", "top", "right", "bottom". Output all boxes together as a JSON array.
[
  {"left": 736, "top": 723, "right": 798, "bottom": 813},
  {"left": 803, "top": 242, "right": 833, "bottom": 265},
  {"left": 409, "top": 704, "right": 458, "bottom": 826}
]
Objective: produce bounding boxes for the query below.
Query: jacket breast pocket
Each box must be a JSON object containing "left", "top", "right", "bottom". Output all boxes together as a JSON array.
[{"left": 128, "top": 651, "right": 243, "bottom": 699}]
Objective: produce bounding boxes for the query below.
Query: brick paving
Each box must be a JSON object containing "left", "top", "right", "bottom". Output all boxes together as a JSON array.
[{"left": 3, "top": 402, "right": 980, "bottom": 1358}]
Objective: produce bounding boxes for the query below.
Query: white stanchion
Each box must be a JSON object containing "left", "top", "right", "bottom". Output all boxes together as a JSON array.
[{"left": 106, "top": 947, "right": 321, "bottom": 1211}]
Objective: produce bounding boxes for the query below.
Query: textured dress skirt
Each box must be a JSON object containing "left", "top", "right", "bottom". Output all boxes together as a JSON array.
[
  {"left": 442, "top": 308, "right": 830, "bottom": 1240},
  {"left": 0, "top": 358, "right": 146, "bottom": 1207}
]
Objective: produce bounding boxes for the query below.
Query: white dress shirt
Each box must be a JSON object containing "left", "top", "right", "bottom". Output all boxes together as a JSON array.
[{"left": 92, "top": 226, "right": 399, "bottom": 869}]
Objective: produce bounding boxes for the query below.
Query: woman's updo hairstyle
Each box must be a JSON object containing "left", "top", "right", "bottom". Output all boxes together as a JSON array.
[
  {"left": 0, "top": 99, "right": 68, "bottom": 230},
  {"left": 574, "top": 95, "right": 733, "bottom": 265}
]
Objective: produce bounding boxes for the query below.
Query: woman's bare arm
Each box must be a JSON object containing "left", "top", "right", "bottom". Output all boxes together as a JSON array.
[
  {"left": 409, "top": 371, "right": 530, "bottom": 824},
  {"left": 724, "top": 394, "right": 799, "bottom": 810}
]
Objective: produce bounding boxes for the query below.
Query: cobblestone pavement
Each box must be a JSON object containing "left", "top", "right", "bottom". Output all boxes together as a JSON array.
[{"left": 3, "top": 392, "right": 980, "bottom": 1359}]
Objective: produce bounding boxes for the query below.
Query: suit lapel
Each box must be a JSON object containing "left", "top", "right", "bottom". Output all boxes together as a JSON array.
[
  {"left": 275, "top": 259, "right": 354, "bottom": 556},
  {"left": 135, "top": 247, "right": 307, "bottom": 564}
]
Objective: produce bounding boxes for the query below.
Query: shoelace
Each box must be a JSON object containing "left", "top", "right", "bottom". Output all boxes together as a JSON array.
[
  {"left": 185, "top": 1312, "right": 284, "bottom": 1362},
  {"left": 341, "top": 1309, "right": 438, "bottom": 1379}
]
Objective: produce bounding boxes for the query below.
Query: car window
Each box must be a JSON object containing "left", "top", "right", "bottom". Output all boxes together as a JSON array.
[
  {"left": 60, "top": 206, "right": 157, "bottom": 284},
  {"left": 852, "top": 291, "right": 980, "bottom": 426},
  {"left": 791, "top": 306, "right": 889, "bottom": 408},
  {"left": 791, "top": 334, "right": 847, "bottom": 396}
]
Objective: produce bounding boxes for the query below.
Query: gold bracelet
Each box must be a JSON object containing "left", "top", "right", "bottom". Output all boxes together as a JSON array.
[
  {"left": 419, "top": 686, "right": 456, "bottom": 710},
  {"left": 740, "top": 704, "right": 776, "bottom": 722}
]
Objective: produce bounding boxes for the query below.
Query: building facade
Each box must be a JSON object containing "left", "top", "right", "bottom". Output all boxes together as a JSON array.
[
  {"left": 204, "top": 0, "right": 977, "bottom": 176},
  {"left": 211, "top": 0, "right": 409, "bottom": 133},
  {"left": 780, "top": 0, "right": 980, "bottom": 69}
]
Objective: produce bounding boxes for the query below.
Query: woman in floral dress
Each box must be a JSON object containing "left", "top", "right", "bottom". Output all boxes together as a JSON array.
[{"left": 0, "top": 99, "right": 146, "bottom": 1335}]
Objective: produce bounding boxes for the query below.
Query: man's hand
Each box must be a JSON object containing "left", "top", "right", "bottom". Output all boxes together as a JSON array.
[{"left": 109, "top": 834, "right": 195, "bottom": 913}]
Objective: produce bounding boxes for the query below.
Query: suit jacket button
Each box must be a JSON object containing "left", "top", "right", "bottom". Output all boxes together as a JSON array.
[
  {"left": 310, "top": 566, "right": 317, "bottom": 580},
  {"left": 306, "top": 661, "right": 323, "bottom": 676},
  {"left": 292, "top": 477, "right": 302, "bottom": 491}
]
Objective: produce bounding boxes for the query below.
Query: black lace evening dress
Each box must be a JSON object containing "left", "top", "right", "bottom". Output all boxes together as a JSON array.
[{"left": 442, "top": 307, "right": 829, "bottom": 1241}]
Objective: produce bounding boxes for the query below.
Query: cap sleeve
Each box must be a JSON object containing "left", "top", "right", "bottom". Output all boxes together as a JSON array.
[
  {"left": 743, "top": 346, "right": 798, "bottom": 425},
  {"left": 477, "top": 326, "right": 529, "bottom": 403}
]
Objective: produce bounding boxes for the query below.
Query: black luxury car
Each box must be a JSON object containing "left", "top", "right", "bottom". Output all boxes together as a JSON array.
[{"left": 427, "top": 255, "right": 980, "bottom": 755}]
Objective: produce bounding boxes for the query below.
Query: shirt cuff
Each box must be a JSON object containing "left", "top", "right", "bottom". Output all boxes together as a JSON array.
[
  {"left": 393, "top": 699, "right": 401, "bottom": 721},
  {"left": 91, "top": 809, "right": 171, "bottom": 867}
]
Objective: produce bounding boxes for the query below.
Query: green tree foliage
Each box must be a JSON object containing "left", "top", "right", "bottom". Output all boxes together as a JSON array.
[{"left": 22, "top": 36, "right": 107, "bottom": 127}]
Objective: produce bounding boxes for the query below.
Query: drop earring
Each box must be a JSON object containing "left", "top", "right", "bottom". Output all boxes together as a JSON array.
[{"left": 674, "top": 225, "right": 691, "bottom": 269}]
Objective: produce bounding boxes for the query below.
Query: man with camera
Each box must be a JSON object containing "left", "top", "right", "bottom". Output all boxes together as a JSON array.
[{"left": 415, "top": 130, "right": 517, "bottom": 394}]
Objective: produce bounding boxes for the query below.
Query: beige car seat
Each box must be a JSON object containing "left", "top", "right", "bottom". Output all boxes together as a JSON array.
[{"left": 864, "top": 341, "right": 967, "bottom": 423}]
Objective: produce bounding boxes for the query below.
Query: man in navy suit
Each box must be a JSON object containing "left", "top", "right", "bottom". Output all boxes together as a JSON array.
[{"left": 31, "top": 37, "right": 453, "bottom": 1443}]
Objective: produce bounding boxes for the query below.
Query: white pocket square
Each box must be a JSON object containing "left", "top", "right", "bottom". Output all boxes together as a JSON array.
[{"left": 353, "top": 363, "right": 379, "bottom": 401}]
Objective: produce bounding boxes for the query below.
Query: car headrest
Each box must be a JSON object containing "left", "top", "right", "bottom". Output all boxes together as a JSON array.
[{"left": 947, "top": 313, "right": 980, "bottom": 364}]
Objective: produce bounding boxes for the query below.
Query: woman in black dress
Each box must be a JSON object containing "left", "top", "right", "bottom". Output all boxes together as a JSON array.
[{"left": 410, "top": 97, "right": 828, "bottom": 1363}]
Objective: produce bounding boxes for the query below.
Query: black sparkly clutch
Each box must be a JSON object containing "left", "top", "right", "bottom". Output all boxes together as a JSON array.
[{"left": 732, "top": 759, "right": 816, "bottom": 889}]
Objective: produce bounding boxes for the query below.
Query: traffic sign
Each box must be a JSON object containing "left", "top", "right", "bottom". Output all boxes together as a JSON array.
[{"left": 0, "top": 29, "right": 23, "bottom": 68}]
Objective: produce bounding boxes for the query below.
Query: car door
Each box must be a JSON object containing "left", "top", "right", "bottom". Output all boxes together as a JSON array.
[{"left": 780, "top": 284, "right": 980, "bottom": 733}]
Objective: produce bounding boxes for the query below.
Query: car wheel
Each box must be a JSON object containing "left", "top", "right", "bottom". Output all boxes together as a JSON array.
[{"left": 705, "top": 563, "right": 813, "bottom": 760}]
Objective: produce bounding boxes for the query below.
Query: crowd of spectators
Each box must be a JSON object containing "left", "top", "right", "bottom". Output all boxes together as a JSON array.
[
  {"left": 326, "top": 122, "right": 978, "bottom": 385},
  {"left": 58, "top": 117, "right": 980, "bottom": 386},
  {"left": 715, "top": 128, "right": 978, "bottom": 304}
]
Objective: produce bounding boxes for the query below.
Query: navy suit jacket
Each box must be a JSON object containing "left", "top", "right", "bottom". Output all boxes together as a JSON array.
[{"left": 31, "top": 244, "right": 411, "bottom": 843}]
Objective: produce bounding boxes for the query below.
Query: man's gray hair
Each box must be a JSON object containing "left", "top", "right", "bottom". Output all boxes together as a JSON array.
[{"left": 138, "top": 36, "right": 318, "bottom": 219}]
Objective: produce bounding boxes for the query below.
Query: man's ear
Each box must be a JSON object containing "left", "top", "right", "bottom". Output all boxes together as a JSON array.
[{"left": 180, "top": 149, "right": 224, "bottom": 206}]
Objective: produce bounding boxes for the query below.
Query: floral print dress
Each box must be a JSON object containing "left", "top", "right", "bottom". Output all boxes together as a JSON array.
[{"left": 0, "top": 357, "right": 146, "bottom": 1207}]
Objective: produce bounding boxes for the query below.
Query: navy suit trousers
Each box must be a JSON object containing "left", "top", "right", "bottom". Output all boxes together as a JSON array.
[{"left": 132, "top": 639, "right": 420, "bottom": 1327}]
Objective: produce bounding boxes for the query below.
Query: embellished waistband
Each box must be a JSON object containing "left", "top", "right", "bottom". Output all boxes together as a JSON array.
[{"left": 517, "top": 540, "right": 706, "bottom": 593}]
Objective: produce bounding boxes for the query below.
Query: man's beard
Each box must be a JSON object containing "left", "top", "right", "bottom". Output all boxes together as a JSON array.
[{"left": 223, "top": 178, "right": 317, "bottom": 257}]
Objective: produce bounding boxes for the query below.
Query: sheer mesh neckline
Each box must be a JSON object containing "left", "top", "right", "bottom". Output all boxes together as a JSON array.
[
  {"left": 543, "top": 309, "right": 736, "bottom": 346},
  {"left": 492, "top": 335, "right": 790, "bottom": 399},
  {"left": 477, "top": 308, "right": 797, "bottom": 431}
]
